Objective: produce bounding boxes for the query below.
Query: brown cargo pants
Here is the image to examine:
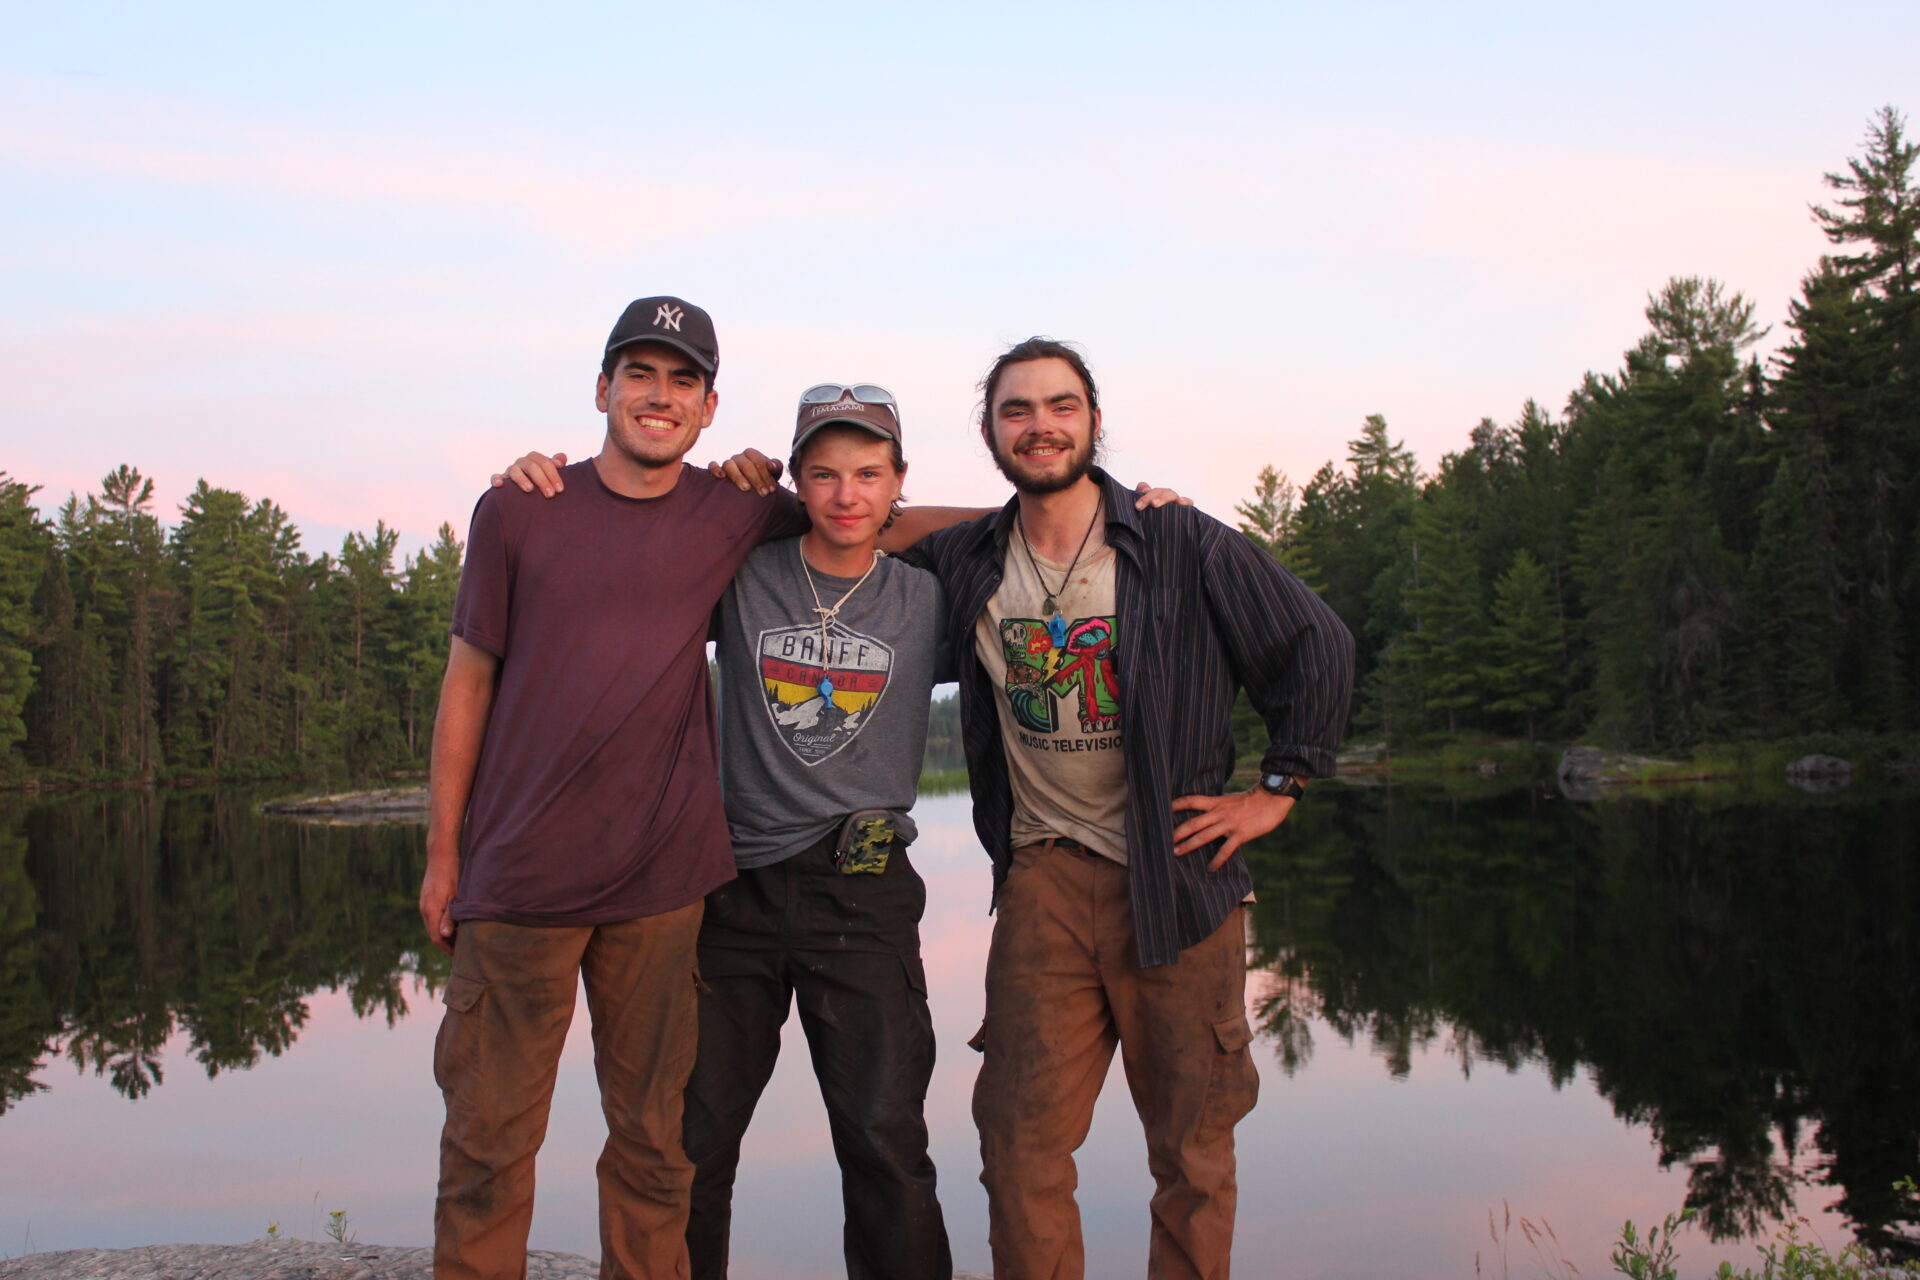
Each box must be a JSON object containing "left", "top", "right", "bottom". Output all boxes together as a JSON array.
[
  {"left": 972, "top": 839, "right": 1260, "bottom": 1280},
  {"left": 433, "top": 903, "right": 704, "bottom": 1280}
]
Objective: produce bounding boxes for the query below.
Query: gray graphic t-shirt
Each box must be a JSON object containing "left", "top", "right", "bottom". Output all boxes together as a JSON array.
[{"left": 716, "top": 539, "right": 946, "bottom": 870}]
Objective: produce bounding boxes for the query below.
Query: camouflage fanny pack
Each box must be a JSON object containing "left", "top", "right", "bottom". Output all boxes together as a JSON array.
[{"left": 834, "top": 809, "right": 900, "bottom": 876}]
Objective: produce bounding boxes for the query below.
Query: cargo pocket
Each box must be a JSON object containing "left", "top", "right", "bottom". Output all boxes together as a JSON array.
[
  {"left": 900, "top": 952, "right": 929, "bottom": 999},
  {"left": 1200, "top": 1011, "right": 1260, "bottom": 1134},
  {"left": 1211, "top": 1011, "right": 1252, "bottom": 1054},
  {"left": 896, "top": 953, "right": 937, "bottom": 1094},
  {"left": 968, "top": 1020, "right": 988, "bottom": 1054},
  {"left": 433, "top": 973, "right": 488, "bottom": 1103}
]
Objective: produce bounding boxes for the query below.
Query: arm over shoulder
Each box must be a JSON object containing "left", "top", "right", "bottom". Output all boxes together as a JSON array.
[
  {"left": 895, "top": 509, "right": 994, "bottom": 575},
  {"left": 755, "top": 486, "right": 808, "bottom": 543}
]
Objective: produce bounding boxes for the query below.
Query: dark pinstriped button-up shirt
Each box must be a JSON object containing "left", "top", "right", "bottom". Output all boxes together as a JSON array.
[{"left": 904, "top": 468, "right": 1356, "bottom": 968}]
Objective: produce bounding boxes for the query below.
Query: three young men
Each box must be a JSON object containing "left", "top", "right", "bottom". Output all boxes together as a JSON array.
[{"left": 431, "top": 298, "right": 1355, "bottom": 1279}]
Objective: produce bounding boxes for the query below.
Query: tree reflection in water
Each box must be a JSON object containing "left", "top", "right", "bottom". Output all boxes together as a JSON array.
[
  {"left": 0, "top": 790, "right": 445, "bottom": 1113},
  {"left": 1242, "top": 781, "right": 1920, "bottom": 1259},
  {"left": 3, "top": 783, "right": 1916, "bottom": 1260}
]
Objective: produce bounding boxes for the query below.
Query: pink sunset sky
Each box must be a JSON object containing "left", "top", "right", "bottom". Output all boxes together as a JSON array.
[{"left": 4, "top": 4, "right": 1914, "bottom": 558}]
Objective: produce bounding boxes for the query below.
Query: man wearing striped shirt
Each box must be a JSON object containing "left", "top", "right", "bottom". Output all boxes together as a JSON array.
[{"left": 903, "top": 337, "right": 1355, "bottom": 1280}]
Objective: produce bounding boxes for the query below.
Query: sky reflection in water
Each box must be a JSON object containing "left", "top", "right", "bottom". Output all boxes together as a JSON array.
[{"left": 2, "top": 787, "right": 1901, "bottom": 1279}]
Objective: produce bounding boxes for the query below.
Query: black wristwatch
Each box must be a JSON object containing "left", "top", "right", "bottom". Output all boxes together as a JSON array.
[{"left": 1259, "top": 772, "right": 1306, "bottom": 800}]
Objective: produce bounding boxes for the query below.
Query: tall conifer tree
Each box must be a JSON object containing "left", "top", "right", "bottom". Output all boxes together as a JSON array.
[{"left": 1480, "top": 550, "right": 1565, "bottom": 743}]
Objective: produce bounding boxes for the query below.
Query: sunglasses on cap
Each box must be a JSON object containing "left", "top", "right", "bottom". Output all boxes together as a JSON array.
[{"left": 798, "top": 383, "right": 899, "bottom": 418}]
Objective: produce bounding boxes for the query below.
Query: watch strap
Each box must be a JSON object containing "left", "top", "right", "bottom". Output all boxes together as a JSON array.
[{"left": 1259, "top": 773, "right": 1306, "bottom": 800}]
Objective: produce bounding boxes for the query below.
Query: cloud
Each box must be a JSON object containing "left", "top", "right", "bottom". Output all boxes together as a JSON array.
[
  {"left": 0, "top": 74, "right": 920, "bottom": 256},
  {"left": 1, "top": 74, "right": 1846, "bottom": 540}
]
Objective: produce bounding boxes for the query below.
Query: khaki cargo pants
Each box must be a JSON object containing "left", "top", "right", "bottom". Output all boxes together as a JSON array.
[
  {"left": 433, "top": 903, "right": 704, "bottom": 1280},
  {"left": 972, "top": 840, "right": 1259, "bottom": 1280}
]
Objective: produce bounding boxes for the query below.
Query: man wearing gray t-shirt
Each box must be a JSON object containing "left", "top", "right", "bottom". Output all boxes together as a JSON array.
[{"left": 686, "top": 385, "right": 953, "bottom": 1280}]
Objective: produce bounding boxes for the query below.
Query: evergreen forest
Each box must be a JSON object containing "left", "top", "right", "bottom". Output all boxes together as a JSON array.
[
  {"left": 1237, "top": 107, "right": 1920, "bottom": 752},
  {"left": 1, "top": 107, "right": 1916, "bottom": 785},
  {"left": 0, "top": 465, "right": 463, "bottom": 785}
]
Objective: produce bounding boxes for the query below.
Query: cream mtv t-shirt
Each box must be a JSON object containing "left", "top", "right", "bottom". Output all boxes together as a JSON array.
[{"left": 975, "top": 523, "right": 1130, "bottom": 865}]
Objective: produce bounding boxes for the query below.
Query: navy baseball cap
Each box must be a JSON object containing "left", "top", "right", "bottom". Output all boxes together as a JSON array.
[{"left": 604, "top": 296, "right": 717, "bottom": 375}]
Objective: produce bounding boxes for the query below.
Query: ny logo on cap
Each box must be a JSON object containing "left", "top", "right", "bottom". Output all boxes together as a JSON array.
[{"left": 654, "top": 303, "right": 684, "bottom": 331}]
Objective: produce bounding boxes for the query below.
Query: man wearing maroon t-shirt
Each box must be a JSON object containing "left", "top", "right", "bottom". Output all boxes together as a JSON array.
[{"left": 419, "top": 297, "right": 808, "bottom": 1280}]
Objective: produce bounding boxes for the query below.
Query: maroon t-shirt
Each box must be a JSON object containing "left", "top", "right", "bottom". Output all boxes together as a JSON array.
[{"left": 448, "top": 459, "right": 805, "bottom": 927}]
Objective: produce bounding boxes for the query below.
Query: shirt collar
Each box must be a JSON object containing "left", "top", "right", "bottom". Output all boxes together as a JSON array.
[{"left": 989, "top": 466, "right": 1142, "bottom": 560}]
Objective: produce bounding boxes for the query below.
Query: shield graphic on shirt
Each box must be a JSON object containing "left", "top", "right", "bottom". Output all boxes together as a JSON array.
[{"left": 756, "top": 621, "right": 895, "bottom": 766}]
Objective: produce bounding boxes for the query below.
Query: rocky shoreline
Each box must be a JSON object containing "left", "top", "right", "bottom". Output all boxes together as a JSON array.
[
  {"left": 0, "top": 1239, "right": 593, "bottom": 1280},
  {"left": 0, "top": 1240, "right": 992, "bottom": 1280},
  {"left": 258, "top": 788, "right": 428, "bottom": 824}
]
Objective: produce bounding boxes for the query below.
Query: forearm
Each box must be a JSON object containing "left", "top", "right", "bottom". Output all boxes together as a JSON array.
[
  {"left": 426, "top": 640, "right": 499, "bottom": 870},
  {"left": 880, "top": 505, "right": 993, "bottom": 553}
]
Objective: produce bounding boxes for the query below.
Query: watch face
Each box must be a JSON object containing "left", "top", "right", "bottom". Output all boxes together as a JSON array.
[{"left": 1262, "top": 774, "right": 1304, "bottom": 799}]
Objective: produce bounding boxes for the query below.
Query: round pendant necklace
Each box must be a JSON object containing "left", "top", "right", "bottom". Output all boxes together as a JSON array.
[
  {"left": 800, "top": 546, "right": 881, "bottom": 707},
  {"left": 1016, "top": 493, "right": 1103, "bottom": 650}
]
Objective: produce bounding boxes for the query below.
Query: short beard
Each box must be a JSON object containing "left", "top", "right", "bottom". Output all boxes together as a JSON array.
[
  {"left": 607, "top": 413, "right": 691, "bottom": 472},
  {"left": 989, "top": 436, "right": 1097, "bottom": 495}
]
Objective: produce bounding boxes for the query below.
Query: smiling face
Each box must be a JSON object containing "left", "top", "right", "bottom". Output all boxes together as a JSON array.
[
  {"left": 594, "top": 340, "right": 718, "bottom": 473},
  {"left": 983, "top": 356, "right": 1102, "bottom": 495},
  {"left": 795, "top": 427, "right": 906, "bottom": 558}
]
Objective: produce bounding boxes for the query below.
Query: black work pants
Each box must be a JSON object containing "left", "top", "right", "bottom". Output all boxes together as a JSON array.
[{"left": 682, "top": 831, "right": 951, "bottom": 1280}]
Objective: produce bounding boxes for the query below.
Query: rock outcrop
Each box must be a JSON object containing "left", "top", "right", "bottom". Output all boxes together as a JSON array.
[{"left": 259, "top": 787, "right": 428, "bottom": 824}]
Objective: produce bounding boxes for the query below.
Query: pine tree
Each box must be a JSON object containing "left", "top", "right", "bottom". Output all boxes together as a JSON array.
[
  {"left": 335, "top": 521, "right": 408, "bottom": 775},
  {"left": 1734, "top": 443, "right": 1843, "bottom": 733},
  {"left": 166, "top": 482, "right": 300, "bottom": 774},
  {"left": 1645, "top": 464, "right": 1741, "bottom": 743},
  {"left": 1235, "top": 465, "right": 1306, "bottom": 573},
  {"left": 397, "top": 523, "right": 463, "bottom": 757},
  {"left": 1480, "top": 550, "right": 1565, "bottom": 743},
  {"left": 1292, "top": 418, "right": 1422, "bottom": 706},
  {"left": 1569, "top": 278, "right": 1761, "bottom": 745},
  {"left": 0, "top": 475, "right": 50, "bottom": 764},
  {"left": 1348, "top": 414, "right": 1421, "bottom": 504},
  {"left": 1807, "top": 106, "right": 1920, "bottom": 723},
  {"left": 1815, "top": 106, "right": 1919, "bottom": 306},
  {"left": 1393, "top": 487, "right": 1484, "bottom": 735},
  {"left": 97, "top": 467, "right": 166, "bottom": 778},
  {"left": 24, "top": 550, "right": 83, "bottom": 772},
  {"left": 1766, "top": 265, "right": 1887, "bottom": 725}
]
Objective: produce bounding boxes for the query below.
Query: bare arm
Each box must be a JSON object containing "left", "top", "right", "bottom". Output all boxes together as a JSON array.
[
  {"left": 880, "top": 505, "right": 993, "bottom": 552},
  {"left": 879, "top": 480, "right": 1190, "bottom": 552},
  {"left": 703, "top": 449, "right": 1190, "bottom": 552},
  {"left": 420, "top": 635, "right": 500, "bottom": 954}
]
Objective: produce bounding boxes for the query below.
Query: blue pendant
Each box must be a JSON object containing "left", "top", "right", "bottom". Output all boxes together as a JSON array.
[{"left": 818, "top": 675, "right": 836, "bottom": 706}]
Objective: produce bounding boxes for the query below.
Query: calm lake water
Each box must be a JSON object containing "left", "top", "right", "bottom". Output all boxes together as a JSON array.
[{"left": 3, "top": 781, "right": 1917, "bottom": 1278}]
